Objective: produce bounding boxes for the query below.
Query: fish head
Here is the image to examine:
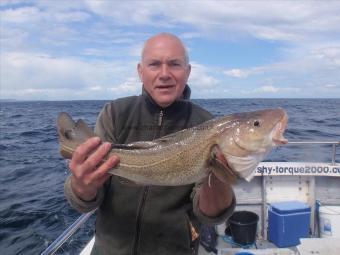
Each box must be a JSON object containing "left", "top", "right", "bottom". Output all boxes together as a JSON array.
[
  {"left": 229, "top": 108, "right": 288, "bottom": 153},
  {"left": 216, "top": 108, "right": 288, "bottom": 180}
]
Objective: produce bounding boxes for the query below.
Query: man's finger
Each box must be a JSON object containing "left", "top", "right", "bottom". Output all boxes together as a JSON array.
[
  {"left": 71, "top": 137, "right": 102, "bottom": 165},
  {"left": 81, "top": 142, "right": 112, "bottom": 172},
  {"left": 90, "top": 155, "right": 120, "bottom": 182}
]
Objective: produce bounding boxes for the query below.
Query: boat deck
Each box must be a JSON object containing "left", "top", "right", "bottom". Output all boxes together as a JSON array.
[
  {"left": 199, "top": 236, "right": 340, "bottom": 255},
  {"left": 80, "top": 235, "right": 340, "bottom": 255},
  {"left": 199, "top": 237, "right": 297, "bottom": 255}
]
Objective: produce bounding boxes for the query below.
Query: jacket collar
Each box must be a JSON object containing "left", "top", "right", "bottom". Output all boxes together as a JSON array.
[{"left": 142, "top": 85, "right": 191, "bottom": 112}]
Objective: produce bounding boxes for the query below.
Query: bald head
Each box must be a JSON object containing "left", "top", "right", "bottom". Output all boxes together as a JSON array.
[
  {"left": 137, "top": 32, "right": 191, "bottom": 108},
  {"left": 141, "top": 33, "right": 189, "bottom": 65}
]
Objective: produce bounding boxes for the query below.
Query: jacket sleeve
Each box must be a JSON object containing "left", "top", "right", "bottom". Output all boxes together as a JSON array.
[
  {"left": 94, "top": 103, "right": 118, "bottom": 143},
  {"left": 191, "top": 184, "right": 236, "bottom": 225},
  {"left": 64, "top": 103, "right": 116, "bottom": 213},
  {"left": 64, "top": 176, "right": 106, "bottom": 213}
]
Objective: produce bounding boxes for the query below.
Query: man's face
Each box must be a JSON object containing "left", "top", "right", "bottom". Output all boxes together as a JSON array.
[{"left": 138, "top": 36, "right": 191, "bottom": 108}]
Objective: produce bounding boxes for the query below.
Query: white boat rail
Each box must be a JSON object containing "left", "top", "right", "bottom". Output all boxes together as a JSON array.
[
  {"left": 41, "top": 210, "right": 95, "bottom": 255},
  {"left": 40, "top": 140, "right": 339, "bottom": 255}
]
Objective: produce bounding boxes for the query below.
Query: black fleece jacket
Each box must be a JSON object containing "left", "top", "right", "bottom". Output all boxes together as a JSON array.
[{"left": 64, "top": 86, "right": 235, "bottom": 255}]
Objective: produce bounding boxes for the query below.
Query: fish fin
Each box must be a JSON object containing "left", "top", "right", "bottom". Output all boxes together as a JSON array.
[
  {"left": 153, "top": 125, "right": 201, "bottom": 145},
  {"left": 57, "top": 112, "right": 95, "bottom": 159},
  {"left": 75, "top": 119, "right": 95, "bottom": 138},
  {"left": 112, "top": 126, "right": 199, "bottom": 151},
  {"left": 58, "top": 112, "right": 75, "bottom": 129},
  {"left": 57, "top": 112, "right": 76, "bottom": 159},
  {"left": 209, "top": 145, "right": 238, "bottom": 184}
]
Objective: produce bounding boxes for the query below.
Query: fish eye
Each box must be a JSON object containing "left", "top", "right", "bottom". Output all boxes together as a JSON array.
[{"left": 253, "top": 120, "right": 260, "bottom": 127}]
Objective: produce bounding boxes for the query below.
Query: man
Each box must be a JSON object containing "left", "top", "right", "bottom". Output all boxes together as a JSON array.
[{"left": 64, "top": 33, "right": 235, "bottom": 255}]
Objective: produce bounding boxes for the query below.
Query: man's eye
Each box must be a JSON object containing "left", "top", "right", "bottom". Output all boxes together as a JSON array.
[{"left": 169, "top": 62, "right": 183, "bottom": 68}]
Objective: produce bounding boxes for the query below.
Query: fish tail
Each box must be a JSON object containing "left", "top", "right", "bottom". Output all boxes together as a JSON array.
[{"left": 57, "top": 112, "right": 95, "bottom": 159}]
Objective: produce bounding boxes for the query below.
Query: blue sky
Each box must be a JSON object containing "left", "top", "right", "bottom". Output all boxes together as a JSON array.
[{"left": 1, "top": 0, "right": 340, "bottom": 100}]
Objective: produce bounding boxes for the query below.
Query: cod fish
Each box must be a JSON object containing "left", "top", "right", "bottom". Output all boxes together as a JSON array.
[{"left": 57, "top": 108, "right": 288, "bottom": 185}]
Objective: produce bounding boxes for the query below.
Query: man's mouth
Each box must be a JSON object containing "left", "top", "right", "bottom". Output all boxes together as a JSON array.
[{"left": 155, "top": 85, "right": 175, "bottom": 90}]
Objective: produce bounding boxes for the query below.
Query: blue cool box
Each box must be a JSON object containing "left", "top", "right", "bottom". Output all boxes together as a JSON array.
[{"left": 268, "top": 201, "right": 311, "bottom": 247}]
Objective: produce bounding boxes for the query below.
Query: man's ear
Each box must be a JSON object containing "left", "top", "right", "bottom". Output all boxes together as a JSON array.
[
  {"left": 186, "top": 64, "right": 191, "bottom": 80},
  {"left": 137, "top": 63, "right": 143, "bottom": 81}
]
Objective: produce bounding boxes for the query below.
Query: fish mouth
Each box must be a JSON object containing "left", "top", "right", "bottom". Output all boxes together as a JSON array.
[{"left": 271, "top": 111, "right": 288, "bottom": 145}]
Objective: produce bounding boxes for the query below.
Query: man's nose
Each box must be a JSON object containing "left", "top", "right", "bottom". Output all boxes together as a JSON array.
[{"left": 159, "top": 64, "right": 171, "bottom": 80}]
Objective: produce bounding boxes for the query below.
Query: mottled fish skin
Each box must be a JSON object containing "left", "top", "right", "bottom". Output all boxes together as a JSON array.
[{"left": 57, "top": 109, "right": 288, "bottom": 185}]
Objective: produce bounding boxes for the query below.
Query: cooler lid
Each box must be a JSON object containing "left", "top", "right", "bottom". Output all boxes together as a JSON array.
[{"left": 270, "top": 201, "right": 310, "bottom": 214}]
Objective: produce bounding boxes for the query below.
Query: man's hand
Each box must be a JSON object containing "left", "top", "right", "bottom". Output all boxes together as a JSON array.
[
  {"left": 68, "top": 137, "right": 120, "bottom": 201},
  {"left": 198, "top": 174, "right": 234, "bottom": 217}
]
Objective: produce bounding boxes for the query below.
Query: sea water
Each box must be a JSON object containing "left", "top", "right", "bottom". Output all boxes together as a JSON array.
[{"left": 0, "top": 99, "right": 339, "bottom": 254}]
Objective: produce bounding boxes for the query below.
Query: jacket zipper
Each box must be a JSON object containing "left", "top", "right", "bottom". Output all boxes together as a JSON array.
[
  {"left": 153, "top": 109, "right": 164, "bottom": 140},
  {"left": 132, "top": 110, "right": 163, "bottom": 255},
  {"left": 132, "top": 187, "right": 149, "bottom": 255},
  {"left": 158, "top": 110, "right": 164, "bottom": 126}
]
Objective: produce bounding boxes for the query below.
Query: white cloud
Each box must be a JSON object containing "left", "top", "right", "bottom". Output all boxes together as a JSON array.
[
  {"left": 0, "top": 0, "right": 24, "bottom": 6},
  {"left": 1, "top": 1, "right": 340, "bottom": 99},
  {"left": 33, "top": 0, "right": 88, "bottom": 12},
  {"left": 84, "top": 1, "right": 162, "bottom": 25},
  {"left": 129, "top": 44, "right": 144, "bottom": 58},
  {"left": 179, "top": 32, "right": 204, "bottom": 40},
  {"left": 189, "top": 62, "right": 219, "bottom": 89},
  {"left": 223, "top": 69, "right": 250, "bottom": 78},
  {"left": 249, "top": 25, "right": 300, "bottom": 42},
  {"left": 3, "top": 2, "right": 340, "bottom": 51},
  {"left": 223, "top": 45, "right": 340, "bottom": 95},
  {"left": 79, "top": 1, "right": 340, "bottom": 44},
  {"left": 1, "top": 27, "right": 29, "bottom": 48},
  {"left": 0, "top": 52, "right": 138, "bottom": 100},
  {"left": 324, "top": 84, "right": 337, "bottom": 88},
  {"left": 3, "top": 1, "right": 340, "bottom": 45},
  {"left": 1, "top": 5, "right": 90, "bottom": 24},
  {"left": 1, "top": 6, "right": 42, "bottom": 23},
  {"left": 257, "top": 85, "right": 280, "bottom": 93},
  {"left": 52, "top": 11, "right": 91, "bottom": 23},
  {"left": 311, "top": 47, "right": 340, "bottom": 66},
  {"left": 108, "top": 77, "right": 141, "bottom": 95},
  {"left": 89, "top": 86, "right": 102, "bottom": 91},
  {"left": 239, "top": 85, "right": 301, "bottom": 97}
]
